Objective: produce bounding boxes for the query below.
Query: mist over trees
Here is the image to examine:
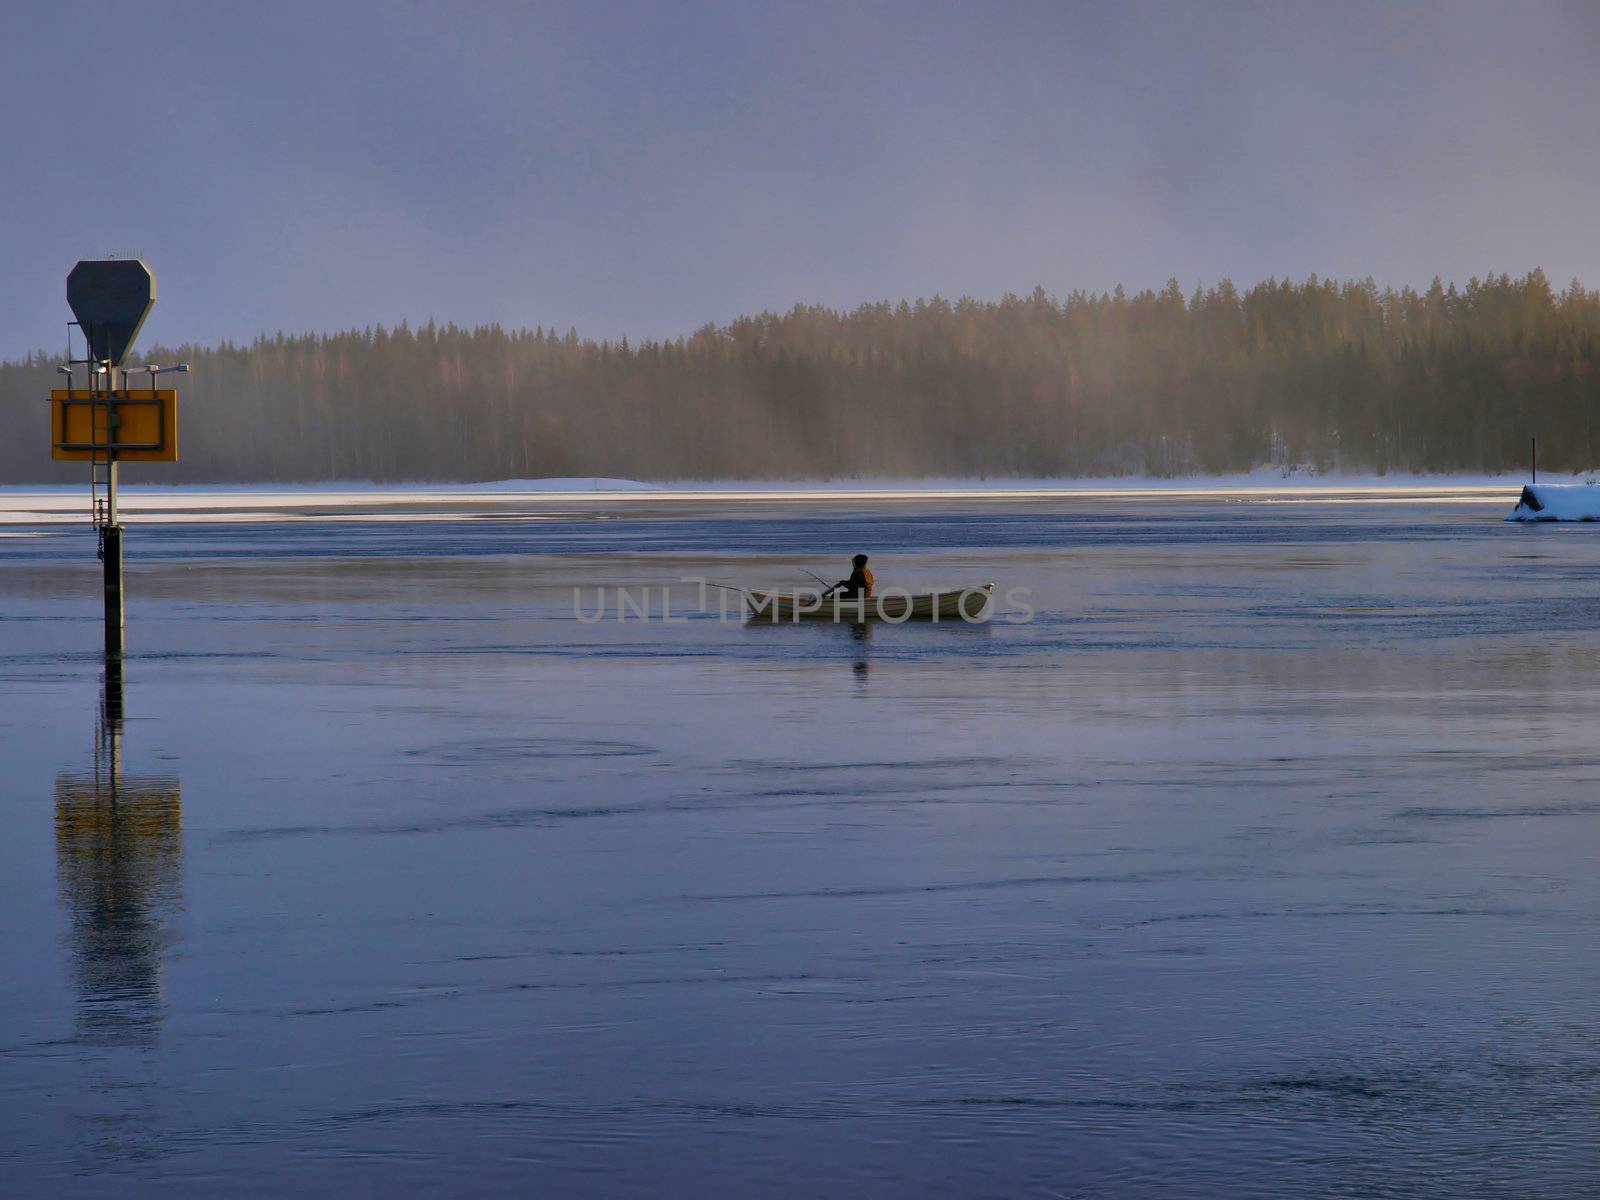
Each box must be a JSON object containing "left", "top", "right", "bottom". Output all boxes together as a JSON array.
[{"left": 3, "top": 270, "right": 1597, "bottom": 483}]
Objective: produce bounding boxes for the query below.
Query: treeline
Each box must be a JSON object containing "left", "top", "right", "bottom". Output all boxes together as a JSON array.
[{"left": 3, "top": 269, "right": 1598, "bottom": 482}]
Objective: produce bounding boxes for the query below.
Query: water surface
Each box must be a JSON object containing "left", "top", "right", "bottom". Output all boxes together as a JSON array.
[{"left": 2, "top": 488, "right": 1597, "bottom": 1197}]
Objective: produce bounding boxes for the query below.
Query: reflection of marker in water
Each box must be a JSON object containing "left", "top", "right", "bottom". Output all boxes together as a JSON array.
[
  {"left": 54, "top": 664, "right": 182, "bottom": 1048},
  {"left": 55, "top": 778, "right": 182, "bottom": 1047}
]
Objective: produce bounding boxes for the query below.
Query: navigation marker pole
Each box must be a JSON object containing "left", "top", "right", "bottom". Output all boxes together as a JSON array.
[{"left": 52, "top": 260, "right": 185, "bottom": 658}]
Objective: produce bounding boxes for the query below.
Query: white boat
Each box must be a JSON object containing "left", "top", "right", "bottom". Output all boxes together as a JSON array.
[
  {"left": 1506, "top": 484, "right": 1600, "bottom": 521},
  {"left": 746, "top": 583, "right": 994, "bottom": 622}
]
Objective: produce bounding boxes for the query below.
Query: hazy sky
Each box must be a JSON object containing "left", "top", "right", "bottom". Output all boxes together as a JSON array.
[{"left": 3, "top": 0, "right": 1598, "bottom": 359}]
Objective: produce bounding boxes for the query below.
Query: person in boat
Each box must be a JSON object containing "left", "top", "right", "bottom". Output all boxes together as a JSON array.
[{"left": 825, "top": 554, "right": 874, "bottom": 600}]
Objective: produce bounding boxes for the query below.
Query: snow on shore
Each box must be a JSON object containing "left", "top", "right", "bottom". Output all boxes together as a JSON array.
[
  {"left": 0, "top": 470, "right": 1554, "bottom": 526},
  {"left": 1505, "top": 484, "right": 1600, "bottom": 521}
]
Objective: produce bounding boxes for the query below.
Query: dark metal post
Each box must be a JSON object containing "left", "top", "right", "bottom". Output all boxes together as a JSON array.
[
  {"left": 1531, "top": 436, "right": 1537, "bottom": 485},
  {"left": 103, "top": 523, "right": 124, "bottom": 655},
  {"left": 103, "top": 360, "right": 124, "bottom": 656}
]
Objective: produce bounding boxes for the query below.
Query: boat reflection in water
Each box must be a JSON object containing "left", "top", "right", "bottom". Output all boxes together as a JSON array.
[
  {"left": 54, "top": 662, "right": 182, "bottom": 1048},
  {"left": 849, "top": 621, "right": 871, "bottom": 680}
]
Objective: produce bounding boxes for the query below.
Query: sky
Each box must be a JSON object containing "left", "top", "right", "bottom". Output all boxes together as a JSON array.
[{"left": 3, "top": 0, "right": 1599, "bottom": 360}]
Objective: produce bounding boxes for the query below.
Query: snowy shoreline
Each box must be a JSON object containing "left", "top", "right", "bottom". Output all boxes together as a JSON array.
[
  {"left": 0, "top": 468, "right": 1564, "bottom": 496},
  {"left": 0, "top": 471, "right": 1542, "bottom": 526}
]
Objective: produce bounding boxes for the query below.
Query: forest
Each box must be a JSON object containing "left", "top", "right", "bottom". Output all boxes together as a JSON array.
[{"left": 2, "top": 269, "right": 1596, "bottom": 483}]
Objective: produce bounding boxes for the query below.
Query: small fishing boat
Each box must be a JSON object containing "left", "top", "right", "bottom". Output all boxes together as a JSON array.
[{"left": 746, "top": 583, "right": 994, "bottom": 622}]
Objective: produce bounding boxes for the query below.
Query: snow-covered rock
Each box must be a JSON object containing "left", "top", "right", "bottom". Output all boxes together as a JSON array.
[{"left": 1505, "top": 484, "right": 1600, "bottom": 521}]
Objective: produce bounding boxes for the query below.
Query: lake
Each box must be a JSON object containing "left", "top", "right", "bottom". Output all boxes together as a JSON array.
[{"left": 2, "top": 484, "right": 1597, "bottom": 1197}]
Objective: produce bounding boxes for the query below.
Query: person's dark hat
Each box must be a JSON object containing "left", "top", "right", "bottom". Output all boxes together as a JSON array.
[{"left": 852, "top": 553, "right": 869, "bottom": 566}]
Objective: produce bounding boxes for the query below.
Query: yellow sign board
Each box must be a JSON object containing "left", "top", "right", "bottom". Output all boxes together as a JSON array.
[{"left": 51, "top": 389, "right": 178, "bottom": 462}]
